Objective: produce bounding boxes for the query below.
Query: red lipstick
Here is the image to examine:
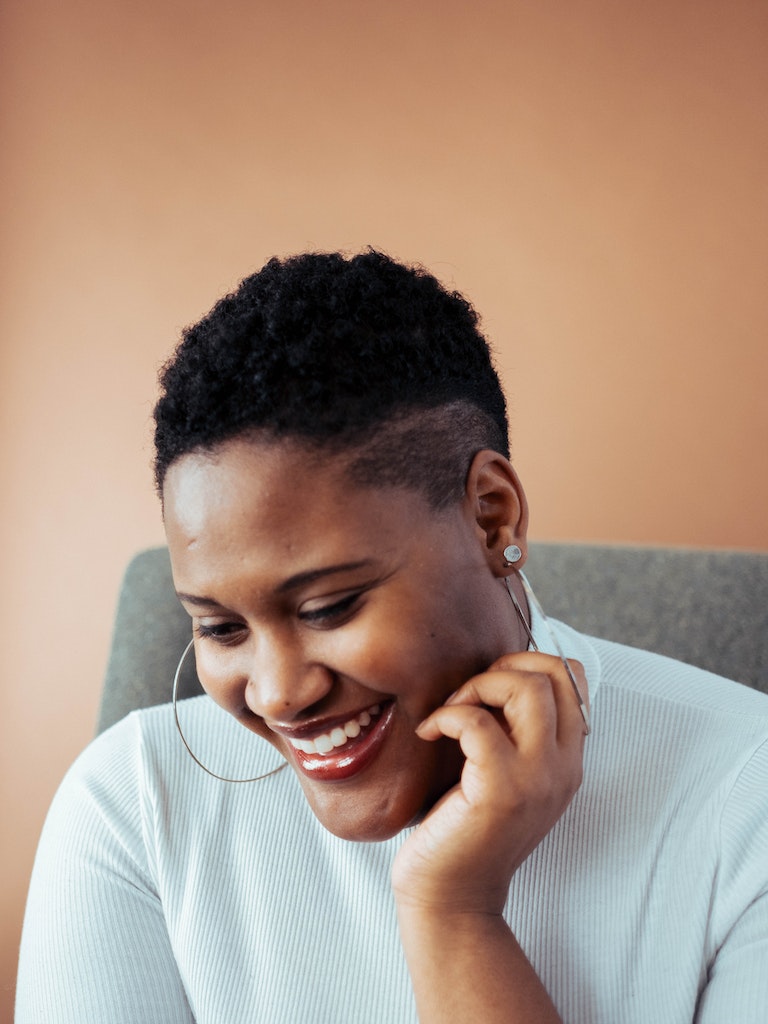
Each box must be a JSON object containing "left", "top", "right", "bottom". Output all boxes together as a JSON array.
[{"left": 282, "top": 701, "right": 395, "bottom": 781}]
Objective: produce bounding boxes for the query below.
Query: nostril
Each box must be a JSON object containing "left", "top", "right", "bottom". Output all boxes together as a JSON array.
[{"left": 245, "top": 662, "right": 335, "bottom": 721}]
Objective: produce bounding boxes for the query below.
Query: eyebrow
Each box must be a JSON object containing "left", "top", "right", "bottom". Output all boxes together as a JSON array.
[
  {"left": 175, "top": 560, "right": 375, "bottom": 607},
  {"left": 275, "top": 560, "right": 375, "bottom": 594}
]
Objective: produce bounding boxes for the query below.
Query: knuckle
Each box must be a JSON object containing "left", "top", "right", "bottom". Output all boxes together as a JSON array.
[
  {"left": 527, "top": 670, "right": 554, "bottom": 692},
  {"left": 490, "top": 653, "right": 524, "bottom": 673},
  {"left": 567, "top": 658, "right": 588, "bottom": 687},
  {"left": 466, "top": 705, "right": 496, "bottom": 730}
]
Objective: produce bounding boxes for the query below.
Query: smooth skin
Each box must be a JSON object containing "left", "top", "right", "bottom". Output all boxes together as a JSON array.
[
  {"left": 395, "top": 652, "right": 588, "bottom": 1022},
  {"left": 163, "top": 435, "right": 588, "bottom": 1022}
]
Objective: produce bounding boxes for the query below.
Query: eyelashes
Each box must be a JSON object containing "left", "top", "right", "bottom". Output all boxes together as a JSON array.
[
  {"left": 194, "top": 621, "right": 246, "bottom": 644},
  {"left": 298, "top": 591, "right": 362, "bottom": 625},
  {"left": 194, "top": 591, "right": 364, "bottom": 645}
]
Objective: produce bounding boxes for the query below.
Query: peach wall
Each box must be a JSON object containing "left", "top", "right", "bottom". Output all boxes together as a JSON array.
[{"left": 2, "top": 0, "right": 767, "bottom": 1011}]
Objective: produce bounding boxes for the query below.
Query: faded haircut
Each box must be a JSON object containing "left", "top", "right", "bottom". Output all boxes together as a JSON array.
[{"left": 154, "top": 250, "right": 509, "bottom": 507}]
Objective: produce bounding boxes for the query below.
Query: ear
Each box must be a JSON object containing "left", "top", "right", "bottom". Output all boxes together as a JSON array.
[{"left": 464, "top": 450, "right": 529, "bottom": 576}]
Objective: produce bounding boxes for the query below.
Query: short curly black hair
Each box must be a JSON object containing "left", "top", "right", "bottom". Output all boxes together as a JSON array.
[{"left": 154, "top": 250, "right": 509, "bottom": 508}]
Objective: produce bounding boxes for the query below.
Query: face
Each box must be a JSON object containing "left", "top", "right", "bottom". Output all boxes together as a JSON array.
[{"left": 163, "top": 436, "right": 522, "bottom": 841}]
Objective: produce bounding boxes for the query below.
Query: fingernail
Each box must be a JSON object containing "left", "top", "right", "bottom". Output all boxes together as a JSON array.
[{"left": 415, "top": 717, "right": 433, "bottom": 737}]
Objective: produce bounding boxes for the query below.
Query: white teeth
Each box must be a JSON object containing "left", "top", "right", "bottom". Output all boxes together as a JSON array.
[
  {"left": 288, "top": 704, "right": 382, "bottom": 756},
  {"left": 330, "top": 727, "right": 347, "bottom": 748},
  {"left": 314, "top": 734, "right": 334, "bottom": 755}
]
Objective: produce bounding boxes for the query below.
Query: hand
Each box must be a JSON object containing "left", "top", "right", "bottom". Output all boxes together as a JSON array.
[{"left": 391, "top": 652, "right": 589, "bottom": 916}]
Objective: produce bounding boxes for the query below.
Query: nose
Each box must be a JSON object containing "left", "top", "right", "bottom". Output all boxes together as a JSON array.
[{"left": 243, "top": 632, "right": 334, "bottom": 723}]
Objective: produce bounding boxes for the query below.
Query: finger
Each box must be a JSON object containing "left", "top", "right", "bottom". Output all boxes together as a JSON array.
[
  {"left": 509, "top": 654, "right": 588, "bottom": 745},
  {"left": 420, "top": 671, "right": 558, "bottom": 761},
  {"left": 504, "top": 653, "right": 590, "bottom": 725},
  {"left": 448, "top": 654, "right": 589, "bottom": 743},
  {"left": 416, "top": 703, "right": 519, "bottom": 776},
  {"left": 441, "top": 666, "right": 559, "bottom": 752},
  {"left": 452, "top": 657, "right": 588, "bottom": 805},
  {"left": 456, "top": 652, "right": 588, "bottom": 709},
  {"left": 525, "top": 655, "right": 589, "bottom": 742}
]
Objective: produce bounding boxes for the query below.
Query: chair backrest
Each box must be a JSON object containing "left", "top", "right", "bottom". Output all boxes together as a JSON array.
[{"left": 96, "top": 543, "right": 768, "bottom": 733}]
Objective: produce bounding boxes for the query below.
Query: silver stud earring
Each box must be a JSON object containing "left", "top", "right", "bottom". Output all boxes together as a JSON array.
[{"left": 503, "top": 544, "right": 522, "bottom": 566}]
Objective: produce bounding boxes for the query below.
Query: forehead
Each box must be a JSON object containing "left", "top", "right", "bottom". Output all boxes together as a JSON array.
[
  {"left": 164, "top": 438, "right": 320, "bottom": 530},
  {"left": 162, "top": 437, "right": 440, "bottom": 577}
]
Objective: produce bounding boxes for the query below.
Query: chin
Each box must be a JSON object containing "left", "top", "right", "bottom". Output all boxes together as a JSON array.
[
  {"left": 302, "top": 740, "right": 463, "bottom": 843},
  {"left": 305, "top": 786, "right": 423, "bottom": 843}
]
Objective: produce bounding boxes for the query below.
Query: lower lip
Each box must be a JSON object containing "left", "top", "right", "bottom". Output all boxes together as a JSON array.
[{"left": 287, "top": 702, "right": 396, "bottom": 782}]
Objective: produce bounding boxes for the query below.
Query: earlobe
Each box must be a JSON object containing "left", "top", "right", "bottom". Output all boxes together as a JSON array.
[{"left": 465, "top": 450, "right": 529, "bottom": 575}]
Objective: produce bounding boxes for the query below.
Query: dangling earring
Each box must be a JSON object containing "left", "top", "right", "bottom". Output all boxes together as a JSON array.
[
  {"left": 503, "top": 544, "right": 522, "bottom": 566},
  {"left": 173, "top": 639, "right": 289, "bottom": 783},
  {"left": 503, "top": 571, "right": 591, "bottom": 735}
]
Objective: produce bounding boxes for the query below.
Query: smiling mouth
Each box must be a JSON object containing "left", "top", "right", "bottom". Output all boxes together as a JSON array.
[{"left": 282, "top": 701, "right": 395, "bottom": 781}]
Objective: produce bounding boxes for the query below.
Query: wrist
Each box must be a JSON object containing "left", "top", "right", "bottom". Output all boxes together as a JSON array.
[
  {"left": 396, "top": 902, "right": 509, "bottom": 942},
  {"left": 393, "top": 882, "right": 509, "bottom": 918}
]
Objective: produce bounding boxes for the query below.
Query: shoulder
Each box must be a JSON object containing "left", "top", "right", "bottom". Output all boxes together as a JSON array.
[
  {"left": 56, "top": 696, "right": 291, "bottom": 822},
  {"left": 549, "top": 616, "right": 768, "bottom": 747},
  {"left": 37, "top": 705, "right": 179, "bottom": 882},
  {"left": 574, "top": 632, "right": 768, "bottom": 845},
  {"left": 55, "top": 701, "right": 180, "bottom": 817},
  {"left": 549, "top": 620, "right": 768, "bottom": 804},
  {"left": 590, "top": 631, "right": 768, "bottom": 729},
  {"left": 34, "top": 698, "right": 304, "bottom": 897}
]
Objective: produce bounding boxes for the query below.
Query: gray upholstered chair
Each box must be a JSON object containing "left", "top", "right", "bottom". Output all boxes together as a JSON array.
[{"left": 96, "top": 543, "right": 768, "bottom": 734}]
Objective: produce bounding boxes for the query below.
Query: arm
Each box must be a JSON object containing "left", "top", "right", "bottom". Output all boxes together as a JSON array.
[
  {"left": 694, "top": 738, "right": 768, "bottom": 1024},
  {"left": 397, "top": 908, "right": 561, "bottom": 1023},
  {"left": 392, "top": 653, "right": 588, "bottom": 1023},
  {"left": 16, "top": 720, "right": 194, "bottom": 1024}
]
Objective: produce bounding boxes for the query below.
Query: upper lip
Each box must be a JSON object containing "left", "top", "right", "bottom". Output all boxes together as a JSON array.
[{"left": 266, "top": 699, "right": 392, "bottom": 740}]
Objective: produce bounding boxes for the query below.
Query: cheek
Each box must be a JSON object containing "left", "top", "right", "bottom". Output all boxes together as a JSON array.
[
  {"left": 196, "top": 651, "right": 281, "bottom": 748},
  {"left": 335, "top": 617, "right": 463, "bottom": 709},
  {"left": 330, "top": 609, "right": 417, "bottom": 670},
  {"left": 193, "top": 645, "right": 249, "bottom": 715}
]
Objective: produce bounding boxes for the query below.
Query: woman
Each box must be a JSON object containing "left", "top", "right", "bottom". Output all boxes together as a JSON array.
[{"left": 17, "top": 252, "right": 768, "bottom": 1022}]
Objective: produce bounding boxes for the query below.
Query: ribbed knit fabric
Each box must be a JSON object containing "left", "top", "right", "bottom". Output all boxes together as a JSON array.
[{"left": 16, "top": 618, "right": 768, "bottom": 1023}]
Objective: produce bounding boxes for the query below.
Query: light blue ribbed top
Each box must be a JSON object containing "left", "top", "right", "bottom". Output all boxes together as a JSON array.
[{"left": 17, "top": 617, "right": 768, "bottom": 1022}]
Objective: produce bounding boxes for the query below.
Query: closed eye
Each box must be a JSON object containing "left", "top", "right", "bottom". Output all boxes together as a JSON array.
[
  {"left": 298, "top": 591, "right": 362, "bottom": 627},
  {"left": 194, "top": 621, "right": 247, "bottom": 645}
]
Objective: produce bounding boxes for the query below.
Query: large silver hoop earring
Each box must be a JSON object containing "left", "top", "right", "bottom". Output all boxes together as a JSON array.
[
  {"left": 504, "top": 571, "right": 590, "bottom": 735},
  {"left": 173, "top": 639, "right": 289, "bottom": 783}
]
